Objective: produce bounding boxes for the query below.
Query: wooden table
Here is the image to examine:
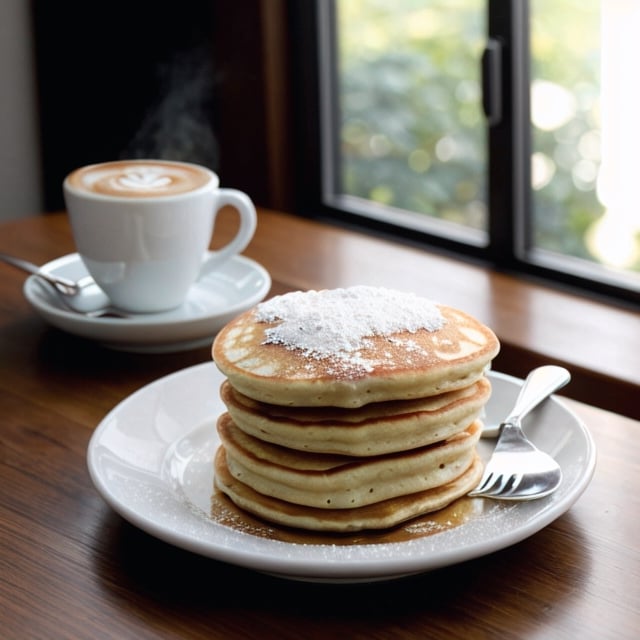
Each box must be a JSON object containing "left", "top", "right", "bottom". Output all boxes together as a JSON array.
[{"left": 1, "top": 209, "right": 638, "bottom": 639}]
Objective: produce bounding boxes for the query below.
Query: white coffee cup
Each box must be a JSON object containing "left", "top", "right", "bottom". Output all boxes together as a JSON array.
[{"left": 63, "top": 159, "right": 257, "bottom": 313}]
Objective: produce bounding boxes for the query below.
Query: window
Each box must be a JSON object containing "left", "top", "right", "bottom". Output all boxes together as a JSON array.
[
  {"left": 326, "top": 0, "right": 487, "bottom": 246},
  {"left": 290, "top": 0, "right": 640, "bottom": 304},
  {"left": 529, "top": 0, "right": 639, "bottom": 294}
]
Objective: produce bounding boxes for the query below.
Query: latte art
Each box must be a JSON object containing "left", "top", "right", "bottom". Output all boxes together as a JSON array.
[
  {"left": 116, "top": 169, "right": 173, "bottom": 190},
  {"left": 66, "top": 160, "right": 213, "bottom": 198}
]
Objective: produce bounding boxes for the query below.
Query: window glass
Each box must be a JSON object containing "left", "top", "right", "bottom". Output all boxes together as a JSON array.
[
  {"left": 319, "top": 0, "right": 639, "bottom": 298},
  {"left": 530, "top": 0, "right": 640, "bottom": 286},
  {"left": 332, "top": 0, "right": 487, "bottom": 242}
]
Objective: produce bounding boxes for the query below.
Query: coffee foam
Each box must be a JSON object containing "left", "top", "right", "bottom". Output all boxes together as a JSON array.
[{"left": 66, "top": 160, "right": 213, "bottom": 198}]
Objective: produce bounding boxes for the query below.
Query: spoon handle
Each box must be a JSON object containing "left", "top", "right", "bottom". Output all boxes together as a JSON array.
[
  {"left": 0, "top": 252, "right": 78, "bottom": 293},
  {"left": 0, "top": 252, "right": 42, "bottom": 276},
  {"left": 505, "top": 365, "right": 571, "bottom": 425}
]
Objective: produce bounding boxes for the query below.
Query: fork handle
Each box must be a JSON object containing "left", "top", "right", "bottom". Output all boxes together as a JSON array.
[{"left": 505, "top": 365, "right": 571, "bottom": 425}]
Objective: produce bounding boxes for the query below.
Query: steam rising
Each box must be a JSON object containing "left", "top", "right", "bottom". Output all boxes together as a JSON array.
[{"left": 122, "top": 45, "right": 218, "bottom": 168}]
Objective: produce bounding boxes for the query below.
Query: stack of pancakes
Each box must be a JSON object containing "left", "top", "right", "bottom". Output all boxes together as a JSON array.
[{"left": 212, "top": 286, "right": 499, "bottom": 532}]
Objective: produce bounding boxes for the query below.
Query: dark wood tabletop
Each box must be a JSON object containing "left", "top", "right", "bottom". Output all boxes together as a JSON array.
[{"left": 1, "top": 209, "right": 638, "bottom": 639}]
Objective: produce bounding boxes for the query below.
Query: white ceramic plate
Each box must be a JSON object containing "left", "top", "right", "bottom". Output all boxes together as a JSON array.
[
  {"left": 23, "top": 253, "right": 271, "bottom": 352},
  {"left": 87, "top": 364, "right": 596, "bottom": 583}
]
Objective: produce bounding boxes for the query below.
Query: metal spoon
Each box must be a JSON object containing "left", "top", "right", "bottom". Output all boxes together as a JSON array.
[
  {"left": 1, "top": 252, "right": 88, "bottom": 293},
  {"left": 0, "top": 252, "right": 127, "bottom": 317}
]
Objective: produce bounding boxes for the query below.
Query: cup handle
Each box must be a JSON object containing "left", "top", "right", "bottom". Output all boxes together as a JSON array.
[{"left": 199, "top": 188, "right": 257, "bottom": 277}]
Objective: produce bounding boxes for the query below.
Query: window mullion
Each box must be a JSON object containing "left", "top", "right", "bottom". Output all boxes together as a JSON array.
[{"left": 486, "top": 0, "right": 531, "bottom": 266}]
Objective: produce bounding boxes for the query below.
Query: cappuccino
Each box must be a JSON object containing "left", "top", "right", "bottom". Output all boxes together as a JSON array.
[
  {"left": 63, "top": 159, "right": 257, "bottom": 312},
  {"left": 65, "top": 159, "right": 214, "bottom": 198}
]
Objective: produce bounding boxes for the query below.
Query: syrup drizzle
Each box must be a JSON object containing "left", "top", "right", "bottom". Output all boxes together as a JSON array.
[{"left": 210, "top": 490, "right": 482, "bottom": 546}]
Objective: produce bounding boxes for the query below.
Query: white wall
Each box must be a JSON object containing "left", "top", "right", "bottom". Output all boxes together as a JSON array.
[{"left": 0, "top": 1, "right": 43, "bottom": 221}]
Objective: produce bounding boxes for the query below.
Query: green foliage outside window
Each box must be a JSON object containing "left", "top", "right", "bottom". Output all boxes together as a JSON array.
[
  {"left": 337, "top": 0, "right": 486, "bottom": 230},
  {"left": 337, "top": 1, "right": 640, "bottom": 275}
]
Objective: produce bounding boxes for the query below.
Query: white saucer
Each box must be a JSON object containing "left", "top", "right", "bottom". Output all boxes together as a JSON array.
[
  {"left": 87, "top": 365, "right": 596, "bottom": 583},
  {"left": 23, "top": 253, "right": 271, "bottom": 353}
]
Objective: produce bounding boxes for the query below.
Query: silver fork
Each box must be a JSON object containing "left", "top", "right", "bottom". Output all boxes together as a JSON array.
[{"left": 469, "top": 365, "right": 570, "bottom": 500}]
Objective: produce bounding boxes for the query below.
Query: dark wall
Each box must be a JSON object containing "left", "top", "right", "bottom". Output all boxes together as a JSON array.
[{"left": 32, "top": 0, "right": 218, "bottom": 211}]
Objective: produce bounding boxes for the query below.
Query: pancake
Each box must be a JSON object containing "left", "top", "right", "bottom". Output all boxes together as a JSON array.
[
  {"left": 214, "top": 447, "right": 484, "bottom": 532},
  {"left": 220, "top": 377, "right": 491, "bottom": 455},
  {"left": 212, "top": 287, "right": 499, "bottom": 408},
  {"left": 211, "top": 286, "right": 498, "bottom": 532},
  {"left": 217, "top": 413, "right": 482, "bottom": 509}
]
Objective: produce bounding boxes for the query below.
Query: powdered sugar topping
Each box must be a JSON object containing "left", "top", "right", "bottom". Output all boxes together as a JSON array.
[{"left": 255, "top": 286, "right": 445, "bottom": 359}]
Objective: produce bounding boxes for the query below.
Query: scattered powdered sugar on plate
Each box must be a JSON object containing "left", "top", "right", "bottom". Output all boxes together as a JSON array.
[{"left": 255, "top": 286, "right": 445, "bottom": 359}]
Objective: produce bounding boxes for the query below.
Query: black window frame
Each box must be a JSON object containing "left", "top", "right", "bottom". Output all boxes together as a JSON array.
[{"left": 287, "top": 0, "right": 640, "bottom": 308}]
